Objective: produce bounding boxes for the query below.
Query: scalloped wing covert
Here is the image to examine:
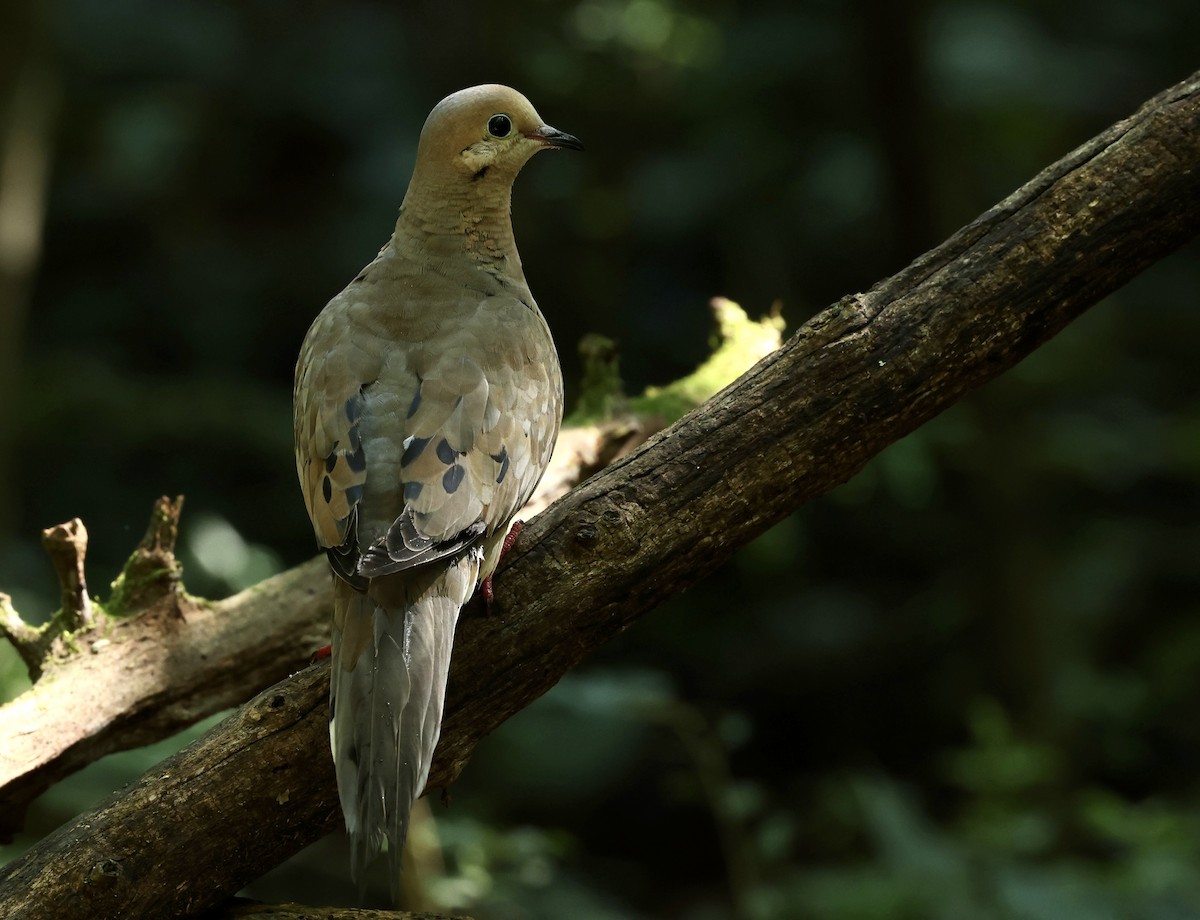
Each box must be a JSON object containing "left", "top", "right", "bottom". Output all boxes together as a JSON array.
[{"left": 293, "top": 250, "right": 562, "bottom": 581}]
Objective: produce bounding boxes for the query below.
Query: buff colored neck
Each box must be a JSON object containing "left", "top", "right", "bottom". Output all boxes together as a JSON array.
[{"left": 394, "top": 174, "right": 524, "bottom": 282}]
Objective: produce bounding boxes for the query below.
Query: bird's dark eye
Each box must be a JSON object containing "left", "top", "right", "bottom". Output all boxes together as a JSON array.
[{"left": 487, "top": 114, "right": 512, "bottom": 138}]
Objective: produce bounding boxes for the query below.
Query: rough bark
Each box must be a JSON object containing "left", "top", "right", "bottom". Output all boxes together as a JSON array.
[
  {"left": 0, "top": 425, "right": 640, "bottom": 836},
  {"left": 0, "top": 501, "right": 331, "bottom": 837},
  {"left": 215, "top": 904, "right": 470, "bottom": 920},
  {"left": 0, "top": 68, "right": 1197, "bottom": 920}
]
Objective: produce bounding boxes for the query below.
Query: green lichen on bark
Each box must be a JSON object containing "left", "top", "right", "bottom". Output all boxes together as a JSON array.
[
  {"left": 567, "top": 298, "right": 785, "bottom": 427},
  {"left": 630, "top": 297, "right": 785, "bottom": 422},
  {"left": 105, "top": 497, "right": 184, "bottom": 617}
]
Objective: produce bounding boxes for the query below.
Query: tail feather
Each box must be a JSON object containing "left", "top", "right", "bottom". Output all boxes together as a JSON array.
[{"left": 329, "top": 549, "right": 478, "bottom": 902}]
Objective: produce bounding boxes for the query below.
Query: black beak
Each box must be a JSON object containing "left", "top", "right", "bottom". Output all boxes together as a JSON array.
[{"left": 529, "top": 124, "right": 584, "bottom": 151}]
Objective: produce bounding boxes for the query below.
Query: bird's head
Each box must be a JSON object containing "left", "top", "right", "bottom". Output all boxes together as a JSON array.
[{"left": 413, "top": 84, "right": 583, "bottom": 185}]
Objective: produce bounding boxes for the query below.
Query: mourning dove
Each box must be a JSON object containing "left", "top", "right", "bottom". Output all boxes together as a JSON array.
[{"left": 293, "top": 84, "right": 580, "bottom": 898}]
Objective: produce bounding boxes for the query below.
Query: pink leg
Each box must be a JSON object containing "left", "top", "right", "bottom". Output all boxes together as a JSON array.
[{"left": 482, "top": 520, "right": 524, "bottom": 607}]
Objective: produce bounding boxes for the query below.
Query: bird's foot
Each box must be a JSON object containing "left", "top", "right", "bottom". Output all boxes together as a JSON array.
[{"left": 482, "top": 520, "right": 524, "bottom": 609}]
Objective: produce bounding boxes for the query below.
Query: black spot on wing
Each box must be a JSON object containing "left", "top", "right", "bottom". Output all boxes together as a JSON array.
[
  {"left": 406, "top": 389, "right": 421, "bottom": 419},
  {"left": 402, "top": 437, "right": 430, "bottom": 467},
  {"left": 443, "top": 465, "right": 465, "bottom": 494},
  {"left": 322, "top": 389, "right": 366, "bottom": 480},
  {"left": 404, "top": 481, "right": 423, "bottom": 503},
  {"left": 322, "top": 475, "right": 333, "bottom": 503},
  {"left": 492, "top": 446, "right": 510, "bottom": 484},
  {"left": 436, "top": 438, "right": 457, "bottom": 465}
]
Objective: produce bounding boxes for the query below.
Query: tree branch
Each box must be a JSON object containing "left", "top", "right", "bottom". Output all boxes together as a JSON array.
[
  {"left": 40, "top": 518, "right": 94, "bottom": 630},
  {"left": 0, "top": 501, "right": 331, "bottom": 838},
  {"left": 0, "top": 302, "right": 775, "bottom": 834},
  {"left": 217, "top": 905, "right": 470, "bottom": 920},
  {"left": 0, "top": 68, "right": 1197, "bottom": 920},
  {"left": 0, "top": 592, "right": 42, "bottom": 674}
]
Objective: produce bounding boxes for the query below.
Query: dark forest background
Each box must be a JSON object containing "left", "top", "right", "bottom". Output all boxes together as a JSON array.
[{"left": 2, "top": 1, "right": 1199, "bottom": 918}]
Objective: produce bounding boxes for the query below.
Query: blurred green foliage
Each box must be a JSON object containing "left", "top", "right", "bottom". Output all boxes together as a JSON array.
[{"left": 2, "top": 0, "right": 1199, "bottom": 917}]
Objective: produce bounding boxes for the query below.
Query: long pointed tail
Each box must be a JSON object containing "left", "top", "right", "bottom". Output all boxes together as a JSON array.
[{"left": 329, "top": 564, "right": 467, "bottom": 900}]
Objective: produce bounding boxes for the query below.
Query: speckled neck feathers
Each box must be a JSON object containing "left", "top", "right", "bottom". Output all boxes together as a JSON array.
[{"left": 395, "top": 179, "right": 523, "bottom": 284}]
